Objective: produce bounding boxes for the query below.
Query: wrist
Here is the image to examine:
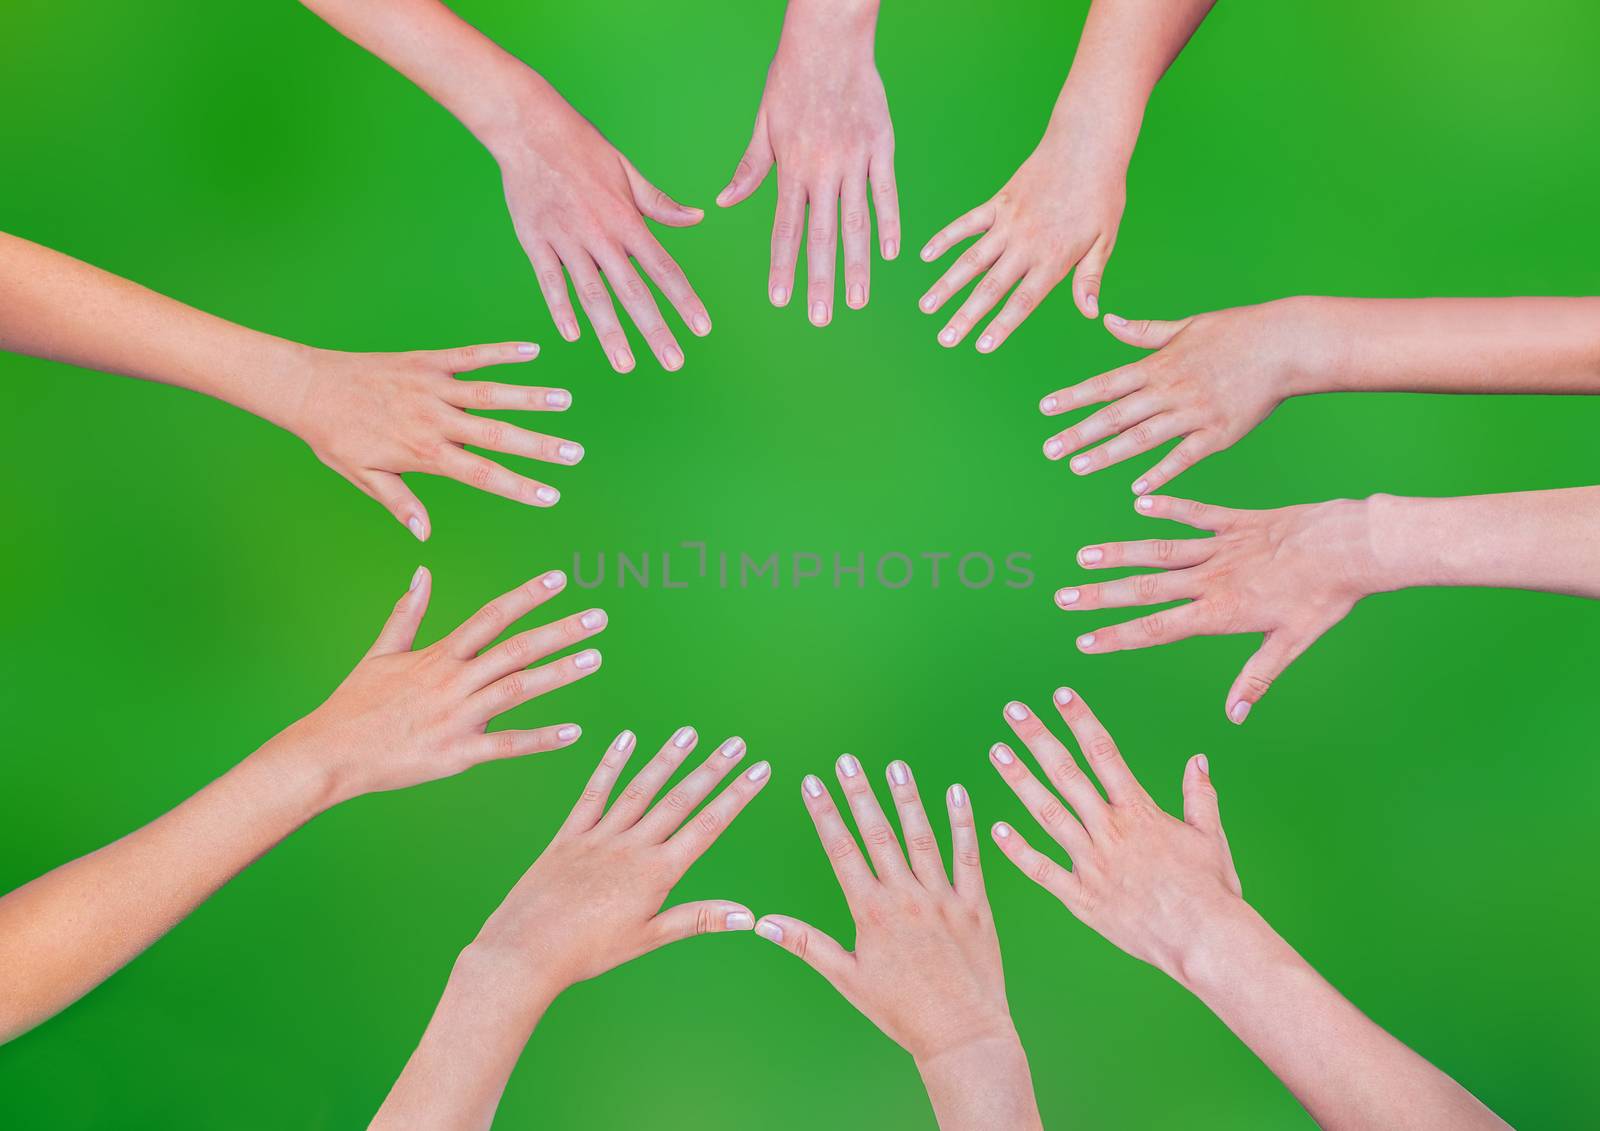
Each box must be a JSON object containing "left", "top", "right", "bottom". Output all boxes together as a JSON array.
[
  {"left": 236, "top": 732, "right": 342, "bottom": 827},
  {"left": 915, "top": 1027, "right": 1041, "bottom": 1131},
  {"left": 1271, "top": 295, "right": 1351, "bottom": 398},
  {"left": 1360, "top": 492, "right": 1430, "bottom": 594},
  {"left": 1168, "top": 895, "right": 1275, "bottom": 999},
  {"left": 451, "top": 940, "right": 564, "bottom": 1019},
  {"left": 781, "top": 0, "right": 879, "bottom": 54}
]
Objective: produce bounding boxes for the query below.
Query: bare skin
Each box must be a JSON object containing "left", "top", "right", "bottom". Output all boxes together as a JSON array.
[{"left": 988, "top": 688, "right": 1510, "bottom": 1130}]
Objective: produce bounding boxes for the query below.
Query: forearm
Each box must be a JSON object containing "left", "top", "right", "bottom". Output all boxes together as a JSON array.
[
  {"left": 915, "top": 1031, "right": 1043, "bottom": 1131},
  {"left": 0, "top": 232, "right": 316, "bottom": 429},
  {"left": 0, "top": 736, "right": 330, "bottom": 1041},
  {"left": 372, "top": 944, "right": 558, "bottom": 1131},
  {"left": 1294, "top": 296, "right": 1600, "bottom": 396},
  {"left": 1360, "top": 487, "right": 1600, "bottom": 598},
  {"left": 1177, "top": 901, "right": 1505, "bottom": 1130}
]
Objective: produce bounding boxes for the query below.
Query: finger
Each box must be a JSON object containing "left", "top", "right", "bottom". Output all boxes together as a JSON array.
[
  {"left": 716, "top": 110, "right": 774, "bottom": 207},
  {"left": 1076, "top": 602, "right": 1211, "bottom": 656},
  {"left": 919, "top": 201, "right": 995, "bottom": 263},
  {"left": 1134, "top": 493, "right": 1242, "bottom": 533},
  {"left": 1042, "top": 391, "right": 1165, "bottom": 462},
  {"left": 1075, "top": 536, "right": 1213, "bottom": 572},
  {"left": 631, "top": 227, "right": 712, "bottom": 337},
  {"left": 428, "top": 341, "right": 541, "bottom": 373},
  {"left": 1054, "top": 568, "right": 1196, "bottom": 613},
  {"left": 562, "top": 729, "right": 639, "bottom": 834},
  {"left": 367, "top": 565, "right": 432, "bottom": 657},
  {"left": 801, "top": 770, "right": 877, "bottom": 906},
  {"left": 448, "top": 382, "right": 573, "bottom": 413},
  {"left": 597, "top": 726, "right": 699, "bottom": 831},
  {"left": 1070, "top": 412, "right": 1186, "bottom": 476},
  {"left": 564, "top": 249, "right": 636, "bottom": 373},
  {"left": 884, "top": 761, "right": 946, "bottom": 889},
  {"left": 441, "top": 568, "right": 567, "bottom": 658},
  {"left": 468, "top": 647, "right": 602, "bottom": 722},
  {"left": 451, "top": 411, "right": 583, "bottom": 466},
  {"left": 990, "top": 821, "right": 1081, "bottom": 909},
  {"left": 1053, "top": 687, "right": 1151, "bottom": 807},
  {"left": 1041, "top": 362, "right": 1148, "bottom": 415},
  {"left": 753, "top": 914, "right": 854, "bottom": 987},
  {"left": 648, "top": 901, "right": 757, "bottom": 949},
  {"left": 1182, "top": 753, "right": 1223, "bottom": 835},
  {"left": 635, "top": 735, "right": 748, "bottom": 843},
  {"left": 435, "top": 446, "right": 561, "bottom": 509},
  {"left": 918, "top": 231, "right": 1001, "bottom": 318},
  {"left": 869, "top": 147, "right": 900, "bottom": 260},
  {"left": 974, "top": 268, "right": 1046, "bottom": 353},
  {"left": 358, "top": 469, "right": 430, "bottom": 542},
  {"left": 1105, "top": 312, "right": 1195, "bottom": 351},
  {"left": 989, "top": 741, "right": 1091, "bottom": 858},
  {"left": 527, "top": 243, "right": 580, "bottom": 344},
  {"left": 1071, "top": 233, "right": 1114, "bottom": 319},
  {"left": 945, "top": 783, "right": 985, "bottom": 901},
  {"left": 468, "top": 607, "right": 608, "bottom": 685},
  {"left": 468, "top": 721, "right": 584, "bottom": 765},
  {"left": 841, "top": 172, "right": 872, "bottom": 310},
  {"left": 769, "top": 177, "right": 806, "bottom": 307},
  {"left": 938, "top": 253, "right": 1024, "bottom": 349},
  {"left": 1131, "top": 433, "right": 1217, "bottom": 496},
  {"left": 665, "top": 757, "right": 772, "bottom": 865},
  {"left": 623, "top": 158, "right": 704, "bottom": 227},
  {"left": 805, "top": 183, "right": 840, "bottom": 327},
  {"left": 1225, "top": 631, "right": 1313, "bottom": 725},
  {"left": 835, "top": 754, "right": 910, "bottom": 881},
  {"left": 598, "top": 251, "right": 684, "bottom": 372},
  {"left": 999, "top": 698, "right": 1106, "bottom": 826}
]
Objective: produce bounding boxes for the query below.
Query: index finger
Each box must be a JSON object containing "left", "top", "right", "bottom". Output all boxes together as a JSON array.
[{"left": 801, "top": 771, "right": 877, "bottom": 908}]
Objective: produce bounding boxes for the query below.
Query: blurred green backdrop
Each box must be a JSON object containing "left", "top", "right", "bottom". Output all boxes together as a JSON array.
[{"left": 3, "top": 1, "right": 1598, "bottom": 1126}]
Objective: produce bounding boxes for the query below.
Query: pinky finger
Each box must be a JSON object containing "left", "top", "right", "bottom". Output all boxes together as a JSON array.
[
  {"left": 472, "top": 722, "right": 585, "bottom": 764},
  {"left": 975, "top": 270, "right": 1046, "bottom": 354},
  {"left": 561, "top": 729, "right": 639, "bottom": 834},
  {"left": 991, "top": 822, "right": 1080, "bottom": 909},
  {"left": 1132, "top": 434, "right": 1217, "bottom": 496},
  {"left": 359, "top": 469, "right": 429, "bottom": 542}
]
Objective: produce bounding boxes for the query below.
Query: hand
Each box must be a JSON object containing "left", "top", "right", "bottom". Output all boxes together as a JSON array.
[
  {"left": 492, "top": 78, "right": 711, "bottom": 373},
  {"left": 290, "top": 342, "right": 580, "bottom": 540},
  {"left": 988, "top": 689, "right": 1242, "bottom": 982},
  {"left": 717, "top": 0, "right": 898, "bottom": 324},
  {"left": 920, "top": 123, "right": 1125, "bottom": 352},
  {"left": 268, "top": 566, "right": 606, "bottom": 805},
  {"left": 1061, "top": 495, "right": 1378, "bottom": 723},
  {"left": 470, "top": 728, "right": 770, "bottom": 990},
  {"left": 1040, "top": 298, "right": 1333, "bottom": 494}
]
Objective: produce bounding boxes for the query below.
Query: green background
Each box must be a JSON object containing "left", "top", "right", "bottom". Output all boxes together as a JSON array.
[{"left": 3, "top": 1, "right": 1598, "bottom": 1126}]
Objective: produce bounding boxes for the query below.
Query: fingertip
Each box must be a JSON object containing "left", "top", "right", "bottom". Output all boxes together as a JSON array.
[
  {"left": 407, "top": 564, "right": 428, "bottom": 594},
  {"left": 725, "top": 908, "right": 755, "bottom": 931},
  {"left": 1135, "top": 495, "right": 1156, "bottom": 513},
  {"left": 754, "top": 916, "right": 785, "bottom": 944},
  {"left": 514, "top": 342, "right": 539, "bottom": 358},
  {"left": 406, "top": 514, "right": 429, "bottom": 542},
  {"left": 991, "top": 821, "right": 1013, "bottom": 841},
  {"left": 882, "top": 238, "right": 899, "bottom": 260}
]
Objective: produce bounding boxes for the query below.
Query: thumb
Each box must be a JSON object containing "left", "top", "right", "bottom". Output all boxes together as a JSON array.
[
  {"left": 1103, "top": 312, "right": 1194, "bottom": 351},
  {"left": 1182, "top": 753, "right": 1223, "bottom": 836},
  {"left": 648, "top": 901, "right": 757, "bottom": 947},
  {"left": 1226, "top": 631, "right": 1313, "bottom": 725},
  {"left": 354, "top": 469, "right": 430, "bottom": 543},
  {"left": 715, "top": 110, "right": 775, "bottom": 208},
  {"left": 623, "top": 159, "right": 704, "bottom": 227},
  {"left": 367, "top": 565, "right": 431, "bottom": 657},
  {"left": 753, "top": 914, "right": 853, "bottom": 986},
  {"left": 1071, "top": 233, "right": 1115, "bottom": 319}
]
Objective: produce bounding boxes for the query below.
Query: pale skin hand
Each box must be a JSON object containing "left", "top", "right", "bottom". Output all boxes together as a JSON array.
[
  {"left": 988, "top": 689, "right": 1511, "bottom": 1130},
  {"left": 1042, "top": 295, "right": 1600, "bottom": 495},
  {"left": 919, "top": 0, "right": 1215, "bottom": 352},
  {"left": 1062, "top": 487, "right": 1600, "bottom": 723},
  {"left": 300, "top": 0, "right": 709, "bottom": 373},
  {"left": 372, "top": 729, "right": 770, "bottom": 1129},
  {"left": 756, "top": 757, "right": 1042, "bottom": 1131},
  {"left": 0, "top": 566, "right": 603, "bottom": 1042},
  {"left": 717, "top": 0, "right": 899, "bottom": 325}
]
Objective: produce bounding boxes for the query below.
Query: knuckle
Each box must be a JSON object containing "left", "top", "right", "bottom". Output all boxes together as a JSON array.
[
  {"left": 620, "top": 782, "right": 650, "bottom": 807},
  {"left": 695, "top": 905, "right": 713, "bottom": 936},
  {"left": 694, "top": 807, "right": 722, "bottom": 837},
  {"left": 497, "top": 673, "right": 526, "bottom": 703},
  {"left": 793, "top": 929, "right": 810, "bottom": 962},
  {"left": 468, "top": 461, "right": 495, "bottom": 490},
  {"left": 661, "top": 787, "right": 692, "bottom": 813},
  {"left": 1154, "top": 539, "right": 1178, "bottom": 562},
  {"left": 958, "top": 848, "right": 983, "bottom": 870},
  {"left": 580, "top": 786, "right": 607, "bottom": 806},
  {"left": 844, "top": 208, "right": 868, "bottom": 233},
  {"left": 826, "top": 838, "right": 858, "bottom": 864},
  {"left": 537, "top": 268, "right": 565, "bottom": 291},
  {"left": 863, "top": 822, "right": 897, "bottom": 849},
  {"left": 1134, "top": 574, "right": 1162, "bottom": 601},
  {"left": 1129, "top": 421, "right": 1155, "bottom": 446},
  {"left": 1038, "top": 799, "right": 1070, "bottom": 829},
  {"left": 1086, "top": 736, "right": 1121, "bottom": 766},
  {"left": 579, "top": 281, "right": 609, "bottom": 304},
  {"left": 1010, "top": 288, "right": 1037, "bottom": 314},
  {"left": 469, "top": 382, "right": 497, "bottom": 408},
  {"left": 908, "top": 832, "right": 938, "bottom": 855},
  {"left": 493, "top": 730, "right": 519, "bottom": 758},
  {"left": 1030, "top": 856, "right": 1055, "bottom": 886},
  {"left": 1243, "top": 673, "right": 1274, "bottom": 696},
  {"left": 1139, "top": 612, "right": 1168, "bottom": 640}
]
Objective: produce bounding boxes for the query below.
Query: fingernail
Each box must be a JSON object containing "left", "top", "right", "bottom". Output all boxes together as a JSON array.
[
  {"left": 1005, "top": 702, "right": 1028, "bottom": 721},
  {"left": 692, "top": 313, "right": 712, "bottom": 336},
  {"left": 516, "top": 342, "right": 539, "bottom": 355},
  {"left": 1041, "top": 396, "right": 1059, "bottom": 413},
  {"left": 1054, "top": 687, "right": 1074, "bottom": 706},
  {"left": 771, "top": 285, "right": 789, "bottom": 306},
  {"left": 560, "top": 321, "right": 579, "bottom": 342},
  {"left": 803, "top": 774, "right": 824, "bottom": 798},
  {"left": 756, "top": 919, "right": 784, "bottom": 943},
  {"left": 1079, "top": 548, "right": 1103, "bottom": 565},
  {"left": 938, "top": 327, "right": 957, "bottom": 347},
  {"left": 745, "top": 760, "right": 771, "bottom": 782},
  {"left": 979, "top": 334, "right": 999, "bottom": 353},
  {"left": 848, "top": 283, "right": 865, "bottom": 308},
  {"left": 1196, "top": 753, "right": 1210, "bottom": 774},
  {"left": 542, "top": 570, "right": 567, "bottom": 589},
  {"left": 993, "top": 822, "right": 1012, "bottom": 840},
  {"left": 1085, "top": 293, "right": 1099, "bottom": 317},
  {"left": 726, "top": 911, "right": 754, "bottom": 930},
  {"left": 559, "top": 442, "right": 583, "bottom": 463},
  {"left": 720, "top": 737, "right": 745, "bottom": 759},
  {"left": 408, "top": 565, "right": 424, "bottom": 592},
  {"left": 536, "top": 486, "right": 560, "bottom": 505},
  {"left": 810, "top": 300, "right": 828, "bottom": 326},
  {"left": 920, "top": 294, "right": 937, "bottom": 313},
  {"left": 545, "top": 390, "right": 572, "bottom": 408},
  {"left": 1045, "top": 438, "right": 1065, "bottom": 459},
  {"left": 1136, "top": 496, "right": 1156, "bottom": 513},
  {"left": 615, "top": 729, "right": 636, "bottom": 752},
  {"left": 673, "top": 726, "right": 697, "bottom": 749},
  {"left": 1078, "top": 634, "right": 1096, "bottom": 651},
  {"left": 838, "top": 754, "right": 860, "bottom": 778},
  {"left": 1132, "top": 478, "right": 1149, "bottom": 494},
  {"left": 991, "top": 743, "right": 1014, "bottom": 766},
  {"left": 663, "top": 345, "right": 684, "bottom": 371},
  {"left": 557, "top": 724, "right": 581, "bottom": 742},
  {"left": 883, "top": 238, "right": 898, "bottom": 260},
  {"left": 574, "top": 649, "right": 600, "bottom": 670},
  {"left": 889, "top": 760, "right": 909, "bottom": 785},
  {"left": 920, "top": 245, "right": 935, "bottom": 262},
  {"left": 1070, "top": 456, "right": 1091, "bottom": 474},
  {"left": 1230, "top": 701, "right": 1252, "bottom": 725},
  {"left": 1056, "top": 588, "right": 1079, "bottom": 607},
  {"left": 948, "top": 783, "right": 967, "bottom": 809},
  {"left": 1106, "top": 314, "right": 1127, "bottom": 328},
  {"left": 613, "top": 348, "right": 634, "bottom": 372},
  {"left": 580, "top": 609, "right": 606, "bottom": 630},
  {"left": 407, "top": 515, "right": 426, "bottom": 540}
]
